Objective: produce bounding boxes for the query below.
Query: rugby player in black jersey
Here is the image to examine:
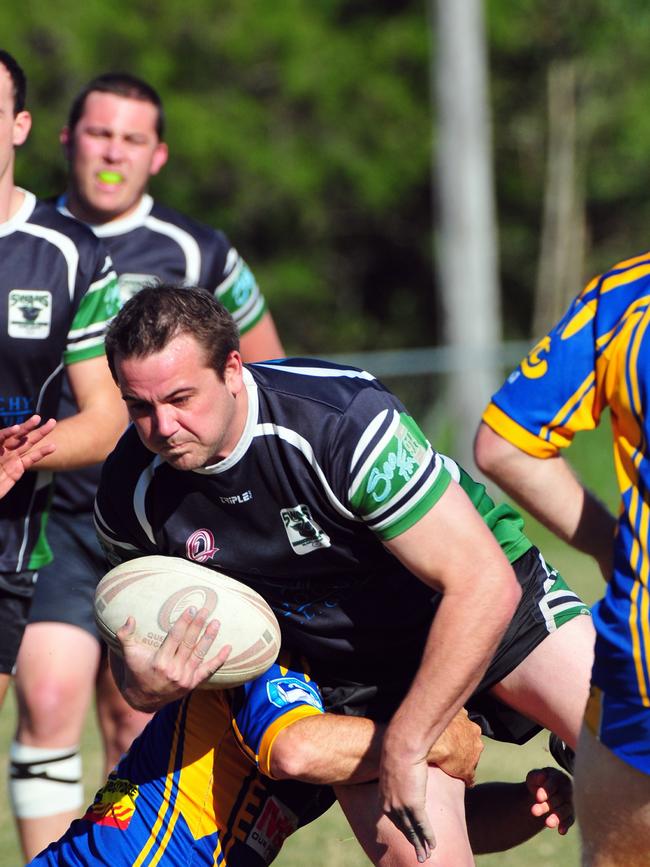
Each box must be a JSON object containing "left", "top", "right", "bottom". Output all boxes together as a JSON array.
[
  {"left": 0, "top": 48, "right": 126, "bottom": 733},
  {"left": 11, "top": 72, "right": 286, "bottom": 859},
  {"left": 91, "top": 285, "right": 594, "bottom": 864}
]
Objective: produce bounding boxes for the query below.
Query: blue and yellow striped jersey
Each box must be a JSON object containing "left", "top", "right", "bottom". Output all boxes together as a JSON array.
[{"left": 483, "top": 250, "right": 650, "bottom": 705}]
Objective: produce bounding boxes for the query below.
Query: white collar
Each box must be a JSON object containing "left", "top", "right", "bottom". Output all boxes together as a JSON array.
[
  {"left": 56, "top": 193, "right": 154, "bottom": 237},
  {"left": 0, "top": 188, "right": 36, "bottom": 236}
]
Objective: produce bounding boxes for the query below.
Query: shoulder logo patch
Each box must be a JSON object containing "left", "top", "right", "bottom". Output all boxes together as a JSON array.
[
  {"left": 366, "top": 422, "right": 424, "bottom": 504},
  {"left": 266, "top": 677, "right": 322, "bottom": 709},
  {"left": 281, "top": 505, "right": 331, "bottom": 555},
  {"left": 8, "top": 290, "right": 52, "bottom": 339}
]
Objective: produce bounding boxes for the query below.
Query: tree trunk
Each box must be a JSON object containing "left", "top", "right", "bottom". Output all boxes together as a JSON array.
[
  {"left": 533, "top": 58, "right": 585, "bottom": 339},
  {"left": 433, "top": 0, "right": 502, "bottom": 471}
]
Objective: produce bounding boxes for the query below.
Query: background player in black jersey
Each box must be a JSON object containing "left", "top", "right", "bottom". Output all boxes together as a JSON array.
[
  {"left": 0, "top": 44, "right": 126, "bottom": 799},
  {"left": 0, "top": 417, "right": 56, "bottom": 499},
  {"left": 10, "top": 71, "right": 286, "bottom": 859},
  {"left": 95, "top": 285, "right": 595, "bottom": 865}
]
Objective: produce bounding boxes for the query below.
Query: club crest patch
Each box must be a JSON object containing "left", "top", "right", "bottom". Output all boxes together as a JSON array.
[
  {"left": 8, "top": 290, "right": 52, "bottom": 339},
  {"left": 280, "top": 505, "right": 331, "bottom": 555},
  {"left": 83, "top": 777, "right": 139, "bottom": 829}
]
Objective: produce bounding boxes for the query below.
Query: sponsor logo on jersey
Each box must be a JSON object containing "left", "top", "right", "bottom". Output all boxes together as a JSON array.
[
  {"left": 266, "top": 676, "right": 323, "bottom": 710},
  {"left": 117, "top": 273, "right": 160, "bottom": 305},
  {"left": 246, "top": 796, "right": 299, "bottom": 860},
  {"left": 219, "top": 490, "right": 253, "bottom": 504},
  {"left": 521, "top": 335, "right": 551, "bottom": 379},
  {"left": 8, "top": 290, "right": 52, "bottom": 339},
  {"left": 281, "top": 505, "right": 331, "bottom": 555},
  {"left": 231, "top": 261, "right": 256, "bottom": 306},
  {"left": 83, "top": 776, "right": 139, "bottom": 830},
  {"left": 185, "top": 528, "right": 219, "bottom": 562},
  {"left": 366, "top": 420, "right": 424, "bottom": 504},
  {"left": 0, "top": 395, "right": 33, "bottom": 426}
]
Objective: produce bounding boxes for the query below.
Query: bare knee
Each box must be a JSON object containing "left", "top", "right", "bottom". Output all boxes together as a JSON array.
[{"left": 16, "top": 676, "right": 88, "bottom": 741}]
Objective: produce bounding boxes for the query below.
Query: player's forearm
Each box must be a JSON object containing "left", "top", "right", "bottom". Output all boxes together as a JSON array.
[
  {"left": 33, "top": 403, "right": 127, "bottom": 471},
  {"left": 382, "top": 563, "right": 520, "bottom": 764},
  {"left": 475, "top": 422, "right": 616, "bottom": 577}
]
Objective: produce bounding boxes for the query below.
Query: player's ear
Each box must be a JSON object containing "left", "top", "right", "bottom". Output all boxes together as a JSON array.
[
  {"left": 223, "top": 351, "right": 244, "bottom": 394},
  {"left": 59, "top": 126, "right": 71, "bottom": 157},
  {"left": 12, "top": 110, "right": 31, "bottom": 147},
  {"left": 149, "top": 141, "right": 168, "bottom": 176}
]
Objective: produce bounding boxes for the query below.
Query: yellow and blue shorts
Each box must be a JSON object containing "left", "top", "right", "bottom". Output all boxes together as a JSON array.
[{"left": 584, "top": 686, "right": 650, "bottom": 775}]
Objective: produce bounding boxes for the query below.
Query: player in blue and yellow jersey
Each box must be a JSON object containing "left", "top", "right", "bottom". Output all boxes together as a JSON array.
[
  {"left": 29, "top": 642, "right": 573, "bottom": 866},
  {"left": 474, "top": 252, "right": 650, "bottom": 865},
  {"left": 92, "top": 284, "right": 594, "bottom": 864},
  {"left": 12, "top": 72, "right": 285, "bottom": 860},
  {"left": 29, "top": 659, "right": 336, "bottom": 867},
  {"left": 0, "top": 50, "right": 125, "bottom": 715}
]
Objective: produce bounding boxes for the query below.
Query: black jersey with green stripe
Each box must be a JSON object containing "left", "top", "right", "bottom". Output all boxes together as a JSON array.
[
  {"left": 53, "top": 193, "right": 268, "bottom": 514},
  {"left": 95, "top": 358, "right": 531, "bottom": 690},
  {"left": 56, "top": 193, "right": 266, "bottom": 333},
  {"left": 0, "top": 190, "right": 119, "bottom": 573}
]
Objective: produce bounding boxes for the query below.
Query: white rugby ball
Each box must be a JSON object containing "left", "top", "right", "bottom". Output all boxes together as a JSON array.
[{"left": 94, "top": 555, "right": 281, "bottom": 689}]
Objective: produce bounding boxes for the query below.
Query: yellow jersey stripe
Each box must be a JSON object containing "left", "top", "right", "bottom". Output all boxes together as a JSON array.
[
  {"left": 481, "top": 403, "right": 559, "bottom": 457},
  {"left": 134, "top": 704, "right": 184, "bottom": 866}
]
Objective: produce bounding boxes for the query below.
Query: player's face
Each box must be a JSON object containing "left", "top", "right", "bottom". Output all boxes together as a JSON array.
[
  {"left": 61, "top": 91, "right": 168, "bottom": 224},
  {"left": 0, "top": 64, "right": 31, "bottom": 202},
  {"left": 115, "top": 333, "right": 247, "bottom": 471}
]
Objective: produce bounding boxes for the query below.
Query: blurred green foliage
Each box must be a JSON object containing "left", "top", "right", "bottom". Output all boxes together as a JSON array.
[{"left": 3, "top": 1, "right": 649, "bottom": 355}]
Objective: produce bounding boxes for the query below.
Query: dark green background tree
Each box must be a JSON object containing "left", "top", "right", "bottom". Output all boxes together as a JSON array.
[{"left": 3, "top": 0, "right": 648, "bottom": 353}]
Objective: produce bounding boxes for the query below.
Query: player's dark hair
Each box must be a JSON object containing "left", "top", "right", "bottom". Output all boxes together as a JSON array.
[
  {"left": 67, "top": 72, "right": 165, "bottom": 139},
  {"left": 105, "top": 284, "right": 240, "bottom": 381},
  {"left": 0, "top": 50, "right": 27, "bottom": 115}
]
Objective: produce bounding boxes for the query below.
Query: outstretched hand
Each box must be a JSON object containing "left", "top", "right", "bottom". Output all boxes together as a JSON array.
[
  {"left": 115, "top": 605, "right": 232, "bottom": 712},
  {"left": 0, "top": 415, "right": 56, "bottom": 498},
  {"left": 526, "top": 767, "right": 574, "bottom": 835}
]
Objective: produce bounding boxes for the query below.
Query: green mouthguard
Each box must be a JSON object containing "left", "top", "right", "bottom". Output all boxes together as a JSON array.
[{"left": 97, "top": 171, "right": 123, "bottom": 184}]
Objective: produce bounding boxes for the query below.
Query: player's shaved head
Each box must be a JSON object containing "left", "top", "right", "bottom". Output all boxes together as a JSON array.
[
  {"left": 0, "top": 50, "right": 27, "bottom": 115},
  {"left": 67, "top": 72, "right": 165, "bottom": 139},
  {"left": 106, "top": 284, "right": 240, "bottom": 381}
]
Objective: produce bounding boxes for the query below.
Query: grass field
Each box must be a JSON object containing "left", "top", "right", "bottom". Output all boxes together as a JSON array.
[{"left": 0, "top": 423, "right": 617, "bottom": 865}]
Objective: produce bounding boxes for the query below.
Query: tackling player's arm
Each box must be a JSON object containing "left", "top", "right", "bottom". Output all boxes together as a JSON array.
[
  {"left": 378, "top": 481, "right": 521, "bottom": 860},
  {"left": 32, "top": 355, "right": 127, "bottom": 471},
  {"left": 270, "top": 707, "right": 483, "bottom": 788},
  {"left": 474, "top": 421, "right": 616, "bottom": 581},
  {"left": 269, "top": 701, "right": 571, "bottom": 854}
]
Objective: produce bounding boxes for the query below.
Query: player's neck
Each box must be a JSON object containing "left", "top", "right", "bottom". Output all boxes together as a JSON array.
[
  {"left": 0, "top": 183, "right": 25, "bottom": 224},
  {"left": 65, "top": 188, "right": 145, "bottom": 226},
  {"left": 205, "top": 386, "right": 250, "bottom": 468}
]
